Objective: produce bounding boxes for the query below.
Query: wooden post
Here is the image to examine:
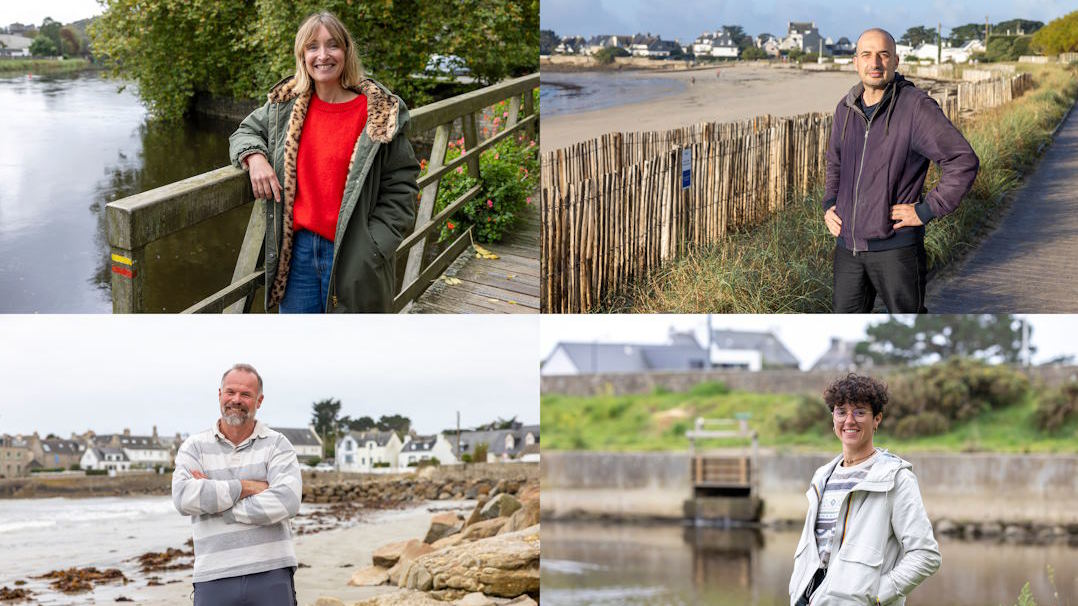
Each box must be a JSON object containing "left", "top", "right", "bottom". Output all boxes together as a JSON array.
[
  {"left": 109, "top": 247, "right": 146, "bottom": 313},
  {"left": 224, "top": 199, "right": 267, "bottom": 314},
  {"left": 462, "top": 112, "right": 481, "bottom": 180},
  {"left": 523, "top": 89, "right": 536, "bottom": 140},
  {"left": 403, "top": 123, "right": 450, "bottom": 297}
]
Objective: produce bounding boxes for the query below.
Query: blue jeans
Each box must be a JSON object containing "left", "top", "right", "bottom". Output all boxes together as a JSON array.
[{"left": 279, "top": 230, "right": 334, "bottom": 313}]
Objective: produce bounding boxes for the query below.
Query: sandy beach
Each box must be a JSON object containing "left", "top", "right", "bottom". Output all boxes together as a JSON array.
[
  {"left": 4, "top": 501, "right": 470, "bottom": 605},
  {"left": 542, "top": 63, "right": 861, "bottom": 151}
]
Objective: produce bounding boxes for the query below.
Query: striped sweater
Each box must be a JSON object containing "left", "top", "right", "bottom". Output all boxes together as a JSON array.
[
  {"left": 814, "top": 449, "right": 879, "bottom": 567},
  {"left": 172, "top": 421, "right": 302, "bottom": 583}
]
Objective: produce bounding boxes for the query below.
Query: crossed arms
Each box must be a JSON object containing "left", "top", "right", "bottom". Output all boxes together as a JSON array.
[{"left": 171, "top": 437, "right": 302, "bottom": 526}]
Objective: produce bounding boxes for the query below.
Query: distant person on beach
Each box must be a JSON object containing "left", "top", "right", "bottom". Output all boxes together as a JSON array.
[
  {"left": 822, "top": 28, "right": 979, "bottom": 313},
  {"left": 788, "top": 374, "right": 940, "bottom": 606},
  {"left": 172, "top": 364, "right": 302, "bottom": 606},
  {"left": 230, "top": 11, "right": 420, "bottom": 313}
]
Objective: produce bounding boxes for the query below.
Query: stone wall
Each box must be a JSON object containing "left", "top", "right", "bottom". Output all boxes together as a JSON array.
[
  {"left": 541, "top": 365, "right": 1078, "bottom": 397},
  {"left": 541, "top": 451, "right": 1078, "bottom": 524}
]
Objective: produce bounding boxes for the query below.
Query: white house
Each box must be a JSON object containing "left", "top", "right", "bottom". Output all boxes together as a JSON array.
[
  {"left": 587, "top": 34, "right": 632, "bottom": 56},
  {"left": 336, "top": 430, "right": 403, "bottom": 473},
  {"left": 780, "top": 21, "right": 827, "bottom": 55},
  {"left": 270, "top": 427, "right": 323, "bottom": 463},
  {"left": 81, "top": 447, "right": 131, "bottom": 472},
  {"left": 93, "top": 428, "right": 171, "bottom": 469},
  {"left": 398, "top": 434, "right": 459, "bottom": 468},
  {"left": 454, "top": 425, "right": 540, "bottom": 463},
  {"left": 692, "top": 31, "right": 739, "bottom": 58}
]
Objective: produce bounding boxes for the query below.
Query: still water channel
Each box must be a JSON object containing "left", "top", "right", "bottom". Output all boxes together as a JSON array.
[
  {"left": 0, "top": 71, "right": 251, "bottom": 312},
  {"left": 543, "top": 521, "right": 1078, "bottom": 606}
]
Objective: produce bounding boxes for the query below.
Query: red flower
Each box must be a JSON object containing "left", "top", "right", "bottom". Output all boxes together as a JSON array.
[
  {"left": 486, "top": 199, "right": 493, "bottom": 208},
  {"left": 447, "top": 221, "right": 455, "bottom": 230}
]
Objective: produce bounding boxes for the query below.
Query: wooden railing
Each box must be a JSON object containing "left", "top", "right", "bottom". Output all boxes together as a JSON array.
[{"left": 106, "top": 73, "right": 539, "bottom": 313}]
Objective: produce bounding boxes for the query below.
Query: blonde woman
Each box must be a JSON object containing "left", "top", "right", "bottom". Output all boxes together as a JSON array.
[
  {"left": 230, "top": 11, "right": 419, "bottom": 313},
  {"left": 789, "top": 374, "right": 940, "bottom": 605}
]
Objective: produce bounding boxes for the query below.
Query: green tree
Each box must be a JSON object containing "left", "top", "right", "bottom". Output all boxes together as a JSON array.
[
  {"left": 376, "top": 414, "right": 411, "bottom": 436},
  {"left": 472, "top": 442, "right": 489, "bottom": 463},
  {"left": 475, "top": 416, "right": 520, "bottom": 431},
  {"left": 949, "top": 23, "right": 984, "bottom": 45},
  {"left": 29, "top": 35, "right": 58, "bottom": 57},
  {"left": 983, "top": 35, "right": 1033, "bottom": 61},
  {"left": 741, "top": 46, "right": 768, "bottom": 60},
  {"left": 1032, "top": 10, "right": 1078, "bottom": 55},
  {"left": 60, "top": 26, "right": 80, "bottom": 56},
  {"left": 345, "top": 415, "right": 376, "bottom": 431},
  {"left": 540, "top": 29, "right": 559, "bottom": 55},
  {"left": 995, "top": 19, "right": 1043, "bottom": 36},
  {"left": 39, "top": 17, "right": 62, "bottom": 53},
  {"left": 91, "top": 0, "right": 537, "bottom": 121},
  {"left": 855, "top": 315, "right": 1031, "bottom": 366},
  {"left": 311, "top": 398, "right": 342, "bottom": 457},
  {"left": 722, "top": 25, "right": 752, "bottom": 51},
  {"left": 900, "top": 25, "right": 936, "bottom": 47},
  {"left": 594, "top": 46, "right": 629, "bottom": 65}
]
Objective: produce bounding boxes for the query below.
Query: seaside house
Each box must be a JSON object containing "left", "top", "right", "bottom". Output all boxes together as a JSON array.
[
  {"left": 909, "top": 40, "right": 985, "bottom": 64},
  {"left": 269, "top": 426, "right": 323, "bottom": 463},
  {"left": 630, "top": 34, "right": 666, "bottom": 57},
  {"left": 398, "top": 434, "right": 459, "bottom": 468},
  {"left": 554, "top": 35, "right": 589, "bottom": 55},
  {"left": 0, "top": 435, "right": 33, "bottom": 478},
  {"left": 709, "top": 329, "right": 800, "bottom": 371},
  {"left": 28, "top": 433, "right": 85, "bottom": 470},
  {"left": 541, "top": 330, "right": 710, "bottom": 375},
  {"left": 780, "top": 21, "right": 830, "bottom": 56},
  {"left": 92, "top": 428, "right": 172, "bottom": 469},
  {"left": 692, "top": 30, "right": 739, "bottom": 58},
  {"left": 586, "top": 34, "right": 633, "bottom": 55},
  {"left": 0, "top": 34, "right": 31, "bottom": 58},
  {"left": 831, "top": 36, "right": 855, "bottom": 56},
  {"left": 335, "top": 430, "right": 403, "bottom": 473},
  {"left": 811, "top": 338, "right": 872, "bottom": 372},
  {"left": 80, "top": 447, "right": 131, "bottom": 472},
  {"left": 453, "top": 424, "right": 540, "bottom": 463}
]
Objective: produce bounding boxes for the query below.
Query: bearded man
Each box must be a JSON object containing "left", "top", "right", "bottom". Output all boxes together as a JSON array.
[{"left": 172, "top": 363, "right": 302, "bottom": 605}]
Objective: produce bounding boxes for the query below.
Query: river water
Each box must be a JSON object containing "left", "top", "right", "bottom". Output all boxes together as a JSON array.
[
  {"left": 543, "top": 521, "right": 1078, "bottom": 606},
  {"left": 0, "top": 71, "right": 251, "bottom": 313}
]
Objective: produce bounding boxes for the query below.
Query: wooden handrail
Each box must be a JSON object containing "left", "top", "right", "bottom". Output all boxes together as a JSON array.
[{"left": 106, "top": 73, "right": 539, "bottom": 313}]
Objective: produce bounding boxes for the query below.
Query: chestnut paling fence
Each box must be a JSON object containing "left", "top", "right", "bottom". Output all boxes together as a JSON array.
[{"left": 540, "top": 72, "right": 1035, "bottom": 313}]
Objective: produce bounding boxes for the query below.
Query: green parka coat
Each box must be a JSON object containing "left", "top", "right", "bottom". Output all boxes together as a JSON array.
[{"left": 229, "top": 76, "right": 420, "bottom": 313}]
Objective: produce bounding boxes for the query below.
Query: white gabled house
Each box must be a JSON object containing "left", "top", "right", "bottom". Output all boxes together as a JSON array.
[
  {"left": 81, "top": 447, "right": 131, "bottom": 472},
  {"left": 398, "top": 434, "right": 458, "bottom": 468},
  {"left": 336, "top": 430, "right": 403, "bottom": 473}
]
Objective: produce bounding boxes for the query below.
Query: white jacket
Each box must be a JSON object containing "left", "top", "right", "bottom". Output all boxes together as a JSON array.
[{"left": 788, "top": 450, "right": 941, "bottom": 606}]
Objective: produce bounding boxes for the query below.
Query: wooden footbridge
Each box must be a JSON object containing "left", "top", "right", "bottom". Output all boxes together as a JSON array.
[
  {"left": 683, "top": 415, "right": 763, "bottom": 523},
  {"left": 104, "top": 73, "right": 538, "bottom": 313}
]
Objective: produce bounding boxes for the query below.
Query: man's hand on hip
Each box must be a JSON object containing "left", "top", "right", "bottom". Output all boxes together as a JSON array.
[
  {"left": 891, "top": 204, "right": 923, "bottom": 228},
  {"left": 190, "top": 469, "right": 268, "bottom": 499},
  {"left": 824, "top": 206, "right": 843, "bottom": 237}
]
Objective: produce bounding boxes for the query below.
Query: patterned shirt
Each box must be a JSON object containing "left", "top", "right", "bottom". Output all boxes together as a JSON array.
[
  {"left": 814, "top": 449, "right": 879, "bottom": 567},
  {"left": 172, "top": 421, "right": 302, "bottom": 583}
]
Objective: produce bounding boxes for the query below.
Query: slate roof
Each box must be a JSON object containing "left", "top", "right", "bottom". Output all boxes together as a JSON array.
[
  {"left": 346, "top": 430, "right": 396, "bottom": 447},
  {"left": 550, "top": 339, "right": 709, "bottom": 374},
  {"left": 401, "top": 435, "right": 438, "bottom": 452},
  {"left": 90, "top": 447, "right": 129, "bottom": 461},
  {"left": 41, "top": 439, "right": 83, "bottom": 455},
  {"left": 711, "top": 330, "right": 800, "bottom": 368},
  {"left": 271, "top": 427, "right": 322, "bottom": 447}
]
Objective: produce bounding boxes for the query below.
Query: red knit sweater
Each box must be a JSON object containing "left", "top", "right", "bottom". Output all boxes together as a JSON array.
[{"left": 294, "top": 92, "right": 368, "bottom": 241}]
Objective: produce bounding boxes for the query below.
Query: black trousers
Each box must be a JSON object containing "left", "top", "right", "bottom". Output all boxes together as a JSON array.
[{"left": 832, "top": 243, "right": 927, "bottom": 313}]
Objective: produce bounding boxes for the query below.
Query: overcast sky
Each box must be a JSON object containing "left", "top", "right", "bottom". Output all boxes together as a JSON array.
[
  {"left": 0, "top": 0, "right": 102, "bottom": 26},
  {"left": 0, "top": 316, "right": 538, "bottom": 439},
  {"left": 541, "top": 0, "right": 1073, "bottom": 43},
  {"left": 540, "top": 315, "right": 1077, "bottom": 371}
]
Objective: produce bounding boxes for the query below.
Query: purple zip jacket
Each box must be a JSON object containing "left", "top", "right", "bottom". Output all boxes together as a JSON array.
[{"left": 823, "top": 73, "right": 979, "bottom": 253}]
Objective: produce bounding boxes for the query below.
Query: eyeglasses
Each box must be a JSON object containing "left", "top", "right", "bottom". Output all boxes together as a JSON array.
[{"left": 833, "top": 408, "right": 871, "bottom": 420}]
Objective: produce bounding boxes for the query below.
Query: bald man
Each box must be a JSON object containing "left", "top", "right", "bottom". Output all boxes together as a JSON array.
[{"left": 823, "top": 28, "right": 979, "bottom": 313}]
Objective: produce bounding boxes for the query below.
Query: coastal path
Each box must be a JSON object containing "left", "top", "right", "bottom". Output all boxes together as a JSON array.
[
  {"left": 410, "top": 202, "right": 539, "bottom": 313},
  {"left": 103, "top": 74, "right": 538, "bottom": 314},
  {"left": 928, "top": 100, "right": 1078, "bottom": 312}
]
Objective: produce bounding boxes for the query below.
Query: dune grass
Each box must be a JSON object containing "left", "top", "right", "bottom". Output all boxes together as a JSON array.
[
  {"left": 611, "top": 63, "right": 1078, "bottom": 313},
  {"left": 541, "top": 381, "right": 1078, "bottom": 453}
]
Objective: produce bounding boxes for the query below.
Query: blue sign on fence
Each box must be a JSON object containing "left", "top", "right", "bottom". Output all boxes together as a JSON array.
[{"left": 681, "top": 148, "right": 691, "bottom": 189}]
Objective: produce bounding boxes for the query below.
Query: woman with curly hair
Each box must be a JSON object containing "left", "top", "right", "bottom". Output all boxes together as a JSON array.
[
  {"left": 788, "top": 374, "right": 940, "bottom": 606},
  {"left": 229, "top": 11, "right": 419, "bottom": 313}
]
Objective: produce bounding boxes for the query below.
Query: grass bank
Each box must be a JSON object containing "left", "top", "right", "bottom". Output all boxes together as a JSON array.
[
  {"left": 541, "top": 380, "right": 1078, "bottom": 453},
  {"left": 610, "top": 63, "right": 1078, "bottom": 313},
  {"left": 0, "top": 58, "right": 94, "bottom": 76}
]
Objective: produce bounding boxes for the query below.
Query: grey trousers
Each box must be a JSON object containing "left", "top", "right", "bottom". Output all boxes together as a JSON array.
[{"left": 193, "top": 567, "right": 297, "bottom": 606}]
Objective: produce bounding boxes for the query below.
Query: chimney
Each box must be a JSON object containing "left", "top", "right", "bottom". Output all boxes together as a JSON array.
[
  {"left": 152, "top": 425, "right": 158, "bottom": 439},
  {"left": 123, "top": 428, "right": 130, "bottom": 436}
]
